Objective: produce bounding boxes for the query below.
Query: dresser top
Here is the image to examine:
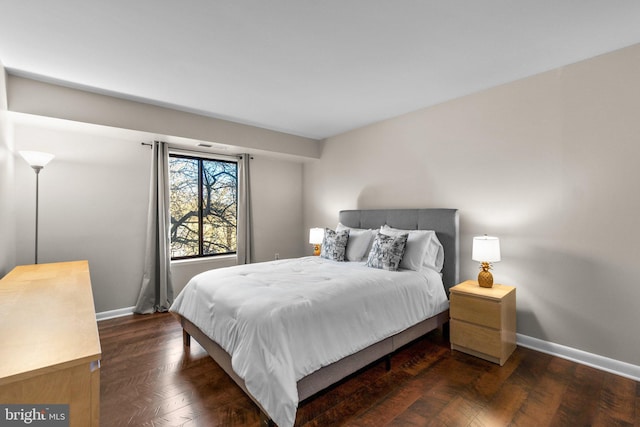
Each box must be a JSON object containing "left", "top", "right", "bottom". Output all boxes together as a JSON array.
[{"left": 0, "top": 260, "right": 101, "bottom": 385}]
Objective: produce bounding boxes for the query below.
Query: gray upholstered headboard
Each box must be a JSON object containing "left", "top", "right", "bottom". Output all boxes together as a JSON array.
[{"left": 338, "top": 208, "right": 459, "bottom": 294}]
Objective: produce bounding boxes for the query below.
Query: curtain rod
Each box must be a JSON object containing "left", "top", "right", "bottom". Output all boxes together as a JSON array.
[{"left": 141, "top": 142, "right": 253, "bottom": 160}]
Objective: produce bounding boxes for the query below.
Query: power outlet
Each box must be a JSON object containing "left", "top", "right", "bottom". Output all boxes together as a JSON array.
[{"left": 274, "top": 253, "right": 280, "bottom": 260}]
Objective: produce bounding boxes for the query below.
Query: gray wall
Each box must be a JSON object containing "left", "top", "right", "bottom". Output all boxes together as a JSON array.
[
  {"left": 4, "top": 69, "right": 311, "bottom": 312},
  {"left": 10, "top": 116, "right": 306, "bottom": 312},
  {"left": 13, "top": 118, "right": 150, "bottom": 312},
  {"left": 303, "top": 43, "right": 640, "bottom": 367},
  {"left": 9, "top": 116, "right": 306, "bottom": 312},
  {"left": 0, "top": 61, "right": 15, "bottom": 277}
]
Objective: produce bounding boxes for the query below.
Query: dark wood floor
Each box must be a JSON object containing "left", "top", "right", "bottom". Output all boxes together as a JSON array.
[{"left": 98, "top": 313, "right": 639, "bottom": 426}]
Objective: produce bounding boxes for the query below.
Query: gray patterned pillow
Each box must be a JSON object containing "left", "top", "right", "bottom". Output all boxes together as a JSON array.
[
  {"left": 320, "top": 228, "right": 349, "bottom": 261},
  {"left": 366, "top": 232, "right": 408, "bottom": 271}
]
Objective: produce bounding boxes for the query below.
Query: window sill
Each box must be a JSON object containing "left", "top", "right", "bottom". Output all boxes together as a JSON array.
[{"left": 171, "top": 254, "right": 237, "bottom": 266}]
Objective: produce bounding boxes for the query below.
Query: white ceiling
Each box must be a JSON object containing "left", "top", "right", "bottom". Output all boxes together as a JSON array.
[{"left": 1, "top": 1, "right": 640, "bottom": 140}]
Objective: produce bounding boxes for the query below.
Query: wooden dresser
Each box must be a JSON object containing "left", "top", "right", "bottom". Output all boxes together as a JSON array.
[
  {"left": 450, "top": 280, "right": 516, "bottom": 366},
  {"left": 0, "top": 261, "right": 101, "bottom": 426}
]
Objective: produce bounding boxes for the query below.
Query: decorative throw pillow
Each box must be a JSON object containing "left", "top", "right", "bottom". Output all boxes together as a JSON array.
[
  {"left": 320, "top": 228, "right": 349, "bottom": 261},
  {"left": 365, "top": 232, "right": 408, "bottom": 271}
]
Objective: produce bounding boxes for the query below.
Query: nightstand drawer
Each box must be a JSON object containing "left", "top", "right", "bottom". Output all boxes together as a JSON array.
[
  {"left": 450, "top": 319, "right": 501, "bottom": 358},
  {"left": 450, "top": 293, "right": 501, "bottom": 329}
]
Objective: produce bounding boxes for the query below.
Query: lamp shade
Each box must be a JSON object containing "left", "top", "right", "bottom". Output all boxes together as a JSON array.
[
  {"left": 19, "top": 151, "right": 55, "bottom": 168},
  {"left": 309, "top": 228, "right": 325, "bottom": 245},
  {"left": 472, "top": 236, "right": 501, "bottom": 262}
]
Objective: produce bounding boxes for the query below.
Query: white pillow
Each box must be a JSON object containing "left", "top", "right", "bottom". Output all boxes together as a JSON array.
[
  {"left": 380, "top": 225, "right": 444, "bottom": 272},
  {"left": 336, "top": 223, "right": 376, "bottom": 261}
]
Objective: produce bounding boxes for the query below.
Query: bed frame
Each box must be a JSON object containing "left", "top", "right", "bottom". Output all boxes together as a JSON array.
[{"left": 176, "top": 208, "right": 459, "bottom": 424}]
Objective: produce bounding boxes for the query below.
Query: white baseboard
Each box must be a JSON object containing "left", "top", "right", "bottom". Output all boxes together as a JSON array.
[
  {"left": 96, "top": 306, "right": 135, "bottom": 321},
  {"left": 517, "top": 333, "right": 640, "bottom": 382}
]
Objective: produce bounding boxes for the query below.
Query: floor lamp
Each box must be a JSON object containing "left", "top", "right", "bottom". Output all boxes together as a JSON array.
[{"left": 19, "top": 150, "right": 55, "bottom": 264}]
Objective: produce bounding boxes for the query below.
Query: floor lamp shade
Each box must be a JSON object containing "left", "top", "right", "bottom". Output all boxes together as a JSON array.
[
  {"left": 20, "top": 150, "right": 55, "bottom": 264},
  {"left": 20, "top": 151, "right": 55, "bottom": 169}
]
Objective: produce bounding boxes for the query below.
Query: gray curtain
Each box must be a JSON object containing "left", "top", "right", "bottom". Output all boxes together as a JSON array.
[
  {"left": 236, "top": 154, "right": 252, "bottom": 264},
  {"left": 134, "top": 141, "right": 174, "bottom": 314}
]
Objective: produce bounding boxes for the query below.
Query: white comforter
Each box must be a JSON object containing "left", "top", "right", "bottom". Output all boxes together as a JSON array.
[{"left": 170, "top": 256, "right": 449, "bottom": 427}]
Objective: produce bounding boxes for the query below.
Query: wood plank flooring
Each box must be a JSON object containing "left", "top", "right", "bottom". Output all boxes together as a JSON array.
[{"left": 98, "top": 313, "right": 639, "bottom": 426}]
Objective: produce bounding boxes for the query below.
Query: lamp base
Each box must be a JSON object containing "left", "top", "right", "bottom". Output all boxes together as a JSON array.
[
  {"left": 477, "top": 269, "right": 494, "bottom": 288},
  {"left": 313, "top": 244, "right": 321, "bottom": 256}
]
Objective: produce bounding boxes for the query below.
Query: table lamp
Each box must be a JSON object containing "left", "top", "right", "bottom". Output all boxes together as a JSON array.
[
  {"left": 472, "top": 235, "right": 500, "bottom": 288},
  {"left": 309, "top": 228, "right": 324, "bottom": 256}
]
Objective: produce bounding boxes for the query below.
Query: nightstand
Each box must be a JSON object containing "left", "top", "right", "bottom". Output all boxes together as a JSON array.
[{"left": 449, "top": 280, "right": 516, "bottom": 366}]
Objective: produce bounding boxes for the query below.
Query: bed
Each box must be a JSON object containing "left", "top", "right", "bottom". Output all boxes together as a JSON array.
[{"left": 170, "top": 208, "right": 459, "bottom": 426}]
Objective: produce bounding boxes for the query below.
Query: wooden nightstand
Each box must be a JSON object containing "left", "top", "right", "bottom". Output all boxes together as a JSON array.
[{"left": 450, "top": 280, "right": 516, "bottom": 366}]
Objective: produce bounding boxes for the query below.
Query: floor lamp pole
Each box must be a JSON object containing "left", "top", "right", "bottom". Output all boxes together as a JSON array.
[
  {"left": 19, "top": 150, "right": 55, "bottom": 266},
  {"left": 33, "top": 166, "right": 42, "bottom": 264}
]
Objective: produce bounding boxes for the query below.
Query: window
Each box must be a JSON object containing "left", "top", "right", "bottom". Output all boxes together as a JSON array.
[{"left": 169, "top": 153, "right": 238, "bottom": 259}]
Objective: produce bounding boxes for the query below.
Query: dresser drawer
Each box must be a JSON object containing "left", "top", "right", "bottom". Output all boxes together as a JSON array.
[
  {"left": 450, "top": 293, "right": 502, "bottom": 329},
  {"left": 450, "top": 319, "right": 502, "bottom": 359}
]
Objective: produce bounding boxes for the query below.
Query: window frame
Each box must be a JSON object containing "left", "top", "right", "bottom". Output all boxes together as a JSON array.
[{"left": 168, "top": 150, "right": 239, "bottom": 261}]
